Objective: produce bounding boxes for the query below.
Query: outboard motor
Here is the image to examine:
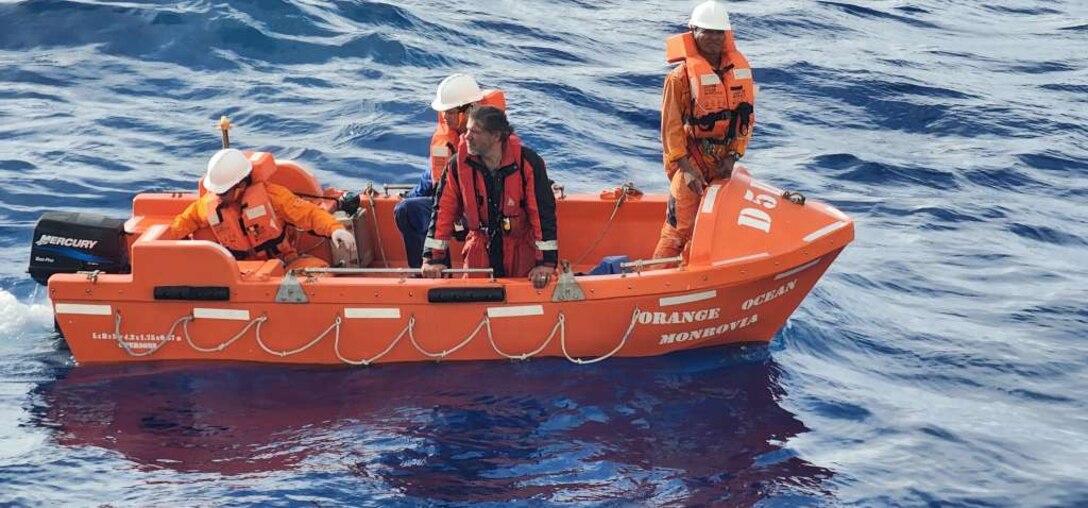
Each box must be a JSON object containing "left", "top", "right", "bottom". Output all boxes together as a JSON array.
[{"left": 28, "top": 211, "right": 129, "bottom": 285}]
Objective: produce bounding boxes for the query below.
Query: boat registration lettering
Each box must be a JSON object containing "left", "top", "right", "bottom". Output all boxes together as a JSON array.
[
  {"left": 638, "top": 307, "right": 720, "bottom": 325},
  {"left": 659, "top": 314, "right": 758, "bottom": 345},
  {"left": 737, "top": 185, "right": 779, "bottom": 233},
  {"left": 92, "top": 332, "right": 179, "bottom": 345},
  {"left": 742, "top": 279, "right": 797, "bottom": 310}
]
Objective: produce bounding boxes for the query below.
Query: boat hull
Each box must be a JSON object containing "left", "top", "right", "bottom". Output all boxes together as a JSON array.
[
  {"left": 49, "top": 249, "right": 843, "bottom": 365},
  {"left": 45, "top": 164, "right": 854, "bottom": 365}
]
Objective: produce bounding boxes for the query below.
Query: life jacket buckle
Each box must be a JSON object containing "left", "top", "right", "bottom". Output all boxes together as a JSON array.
[{"left": 453, "top": 218, "right": 468, "bottom": 241}]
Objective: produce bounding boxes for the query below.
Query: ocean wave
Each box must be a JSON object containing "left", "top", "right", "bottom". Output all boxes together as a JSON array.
[{"left": 0, "top": 0, "right": 1087, "bottom": 505}]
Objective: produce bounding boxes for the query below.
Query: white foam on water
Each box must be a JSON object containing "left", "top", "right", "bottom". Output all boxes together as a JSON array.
[{"left": 0, "top": 289, "right": 53, "bottom": 339}]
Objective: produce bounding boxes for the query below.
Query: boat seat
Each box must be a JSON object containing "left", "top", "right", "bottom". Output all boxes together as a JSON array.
[{"left": 267, "top": 160, "right": 323, "bottom": 201}]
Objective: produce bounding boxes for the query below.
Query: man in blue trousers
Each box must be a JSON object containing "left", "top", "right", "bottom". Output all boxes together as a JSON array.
[{"left": 394, "top": 73, "right": 507, "bottom": 267}]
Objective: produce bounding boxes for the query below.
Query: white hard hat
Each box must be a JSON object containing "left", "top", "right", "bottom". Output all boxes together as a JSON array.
[
  {"left": 690, "top": 0, "right": 732, "bottom": 31},
  {"left": 431, "top": 73, "right": 485, "bottom": 111},
  {"left": 203, "top": 148, "right": 253, "bottom": 194}
]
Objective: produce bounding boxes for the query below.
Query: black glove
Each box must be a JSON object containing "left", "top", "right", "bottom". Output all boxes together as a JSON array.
[{"left": 339, "top": 192, "right": 361, "bottom": 216}]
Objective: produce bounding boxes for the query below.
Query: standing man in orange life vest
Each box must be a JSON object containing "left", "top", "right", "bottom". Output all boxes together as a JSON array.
[
  {"left": 394, "top": 74, "right": 507, "bottom": 268},
  {"left": 654, "top": 0, "right": 757, "bottom": 261},
  {"left": 170, "top": 148, "right": 356, "bottom": 270},
  {"left": 421, "top": 106, "right": 558, "bottom": 289}
]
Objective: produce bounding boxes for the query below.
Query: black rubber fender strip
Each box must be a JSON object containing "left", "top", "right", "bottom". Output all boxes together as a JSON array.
[
  {"left": 427, "top": 287, "right": 505, "bottom": 303},
  {"left": 153, "top": 286, "right": 230, "bottom": 301}
]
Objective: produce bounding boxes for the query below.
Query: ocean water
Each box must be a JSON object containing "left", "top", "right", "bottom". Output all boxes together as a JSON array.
[{"left": 1, "top": 0, "right": 1086, "bottom": 506}]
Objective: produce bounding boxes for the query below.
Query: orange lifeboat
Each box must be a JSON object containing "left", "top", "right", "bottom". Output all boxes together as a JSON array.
[{"left": 35, "top": 155, "right": 854, "bottom": 366}]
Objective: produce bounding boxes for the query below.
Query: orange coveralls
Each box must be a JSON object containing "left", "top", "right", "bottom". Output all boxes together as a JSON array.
[
  {"left": 170, "top": 183, "right": 344, "bottom": 270},
  {"left": 653, "top": 64, "right": 751, "bottom": 260}
]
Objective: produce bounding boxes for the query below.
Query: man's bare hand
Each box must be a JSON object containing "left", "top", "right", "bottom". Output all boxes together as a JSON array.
[
  {"left": 677, "top": 157, "right": 705, "bottom": 196},
  {"left": 528, "top": 265, "right": 554, "bottom": 289},
  {"left": 421, "top": 262, "right": 447, "bottom": 278}
]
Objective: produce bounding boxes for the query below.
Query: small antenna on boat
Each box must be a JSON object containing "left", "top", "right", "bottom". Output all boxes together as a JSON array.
[{"left": 218, "top": 115, "right": 231, "bottom": 149}]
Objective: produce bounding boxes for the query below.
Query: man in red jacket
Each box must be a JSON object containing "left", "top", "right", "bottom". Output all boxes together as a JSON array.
[
  {"left": 394, "top": 74, "right": 506, "bottom": 268},
  {"left": 421, "top": 107, "right": 558, "bottom": 289}
]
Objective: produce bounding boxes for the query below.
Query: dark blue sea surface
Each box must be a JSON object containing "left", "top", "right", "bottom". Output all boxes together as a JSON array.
[{"left": 1, "top": 0, "right": 1086, "bottom": 506}]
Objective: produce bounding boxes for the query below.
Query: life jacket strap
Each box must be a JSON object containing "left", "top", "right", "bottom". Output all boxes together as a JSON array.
[
  {"left": 251, "top": 228, "right": 289, "bottom": 257},
  {"left": 730, "top": 102, "right": 754, "bottom": 139},
  {"left": 686, "top": 109, "right": 734, "bottom": 132}
]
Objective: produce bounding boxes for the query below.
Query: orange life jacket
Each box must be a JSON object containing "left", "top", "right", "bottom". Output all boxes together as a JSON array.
[
  {"left": 450, "top": 134, "right": 541, "bottom": 277},
  {"left": 666, "top": 31, "right": 755, "bottom": 145},
  {"left": 203, "top": 174, "right": 294, "bottom": 261},
  {"left": 428, "top": 89, "right": 507, "bottom": 183}
]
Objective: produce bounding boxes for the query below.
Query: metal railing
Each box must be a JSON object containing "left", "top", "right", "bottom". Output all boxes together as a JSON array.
[
  {"left": 381, "top": 183, "right": 416, "bottom": 197},
  {"left": 619, "top": 256, "right": 683, "bottom": 274},
  {"left": 299, "top": 267, "right": 496, "bottom": 281}
]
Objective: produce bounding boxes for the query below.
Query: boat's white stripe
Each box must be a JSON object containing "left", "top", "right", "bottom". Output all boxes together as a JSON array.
[
  {"left": 823, "top": 204, "right": 849, "bottom": 221},
  {"left": 803, "top": 221, "right": 848, "bottom": 242},
  {"left": 774, "top": 259, "right": 823, "bottom": 280},
  {"left": 712, "top": 252, "right": 770, "bottom": 266},
  {"left": 487, "top": 305, "right": 544, "bottom": 318},
  {"left": 701, "top": 185, "right": 722, "bottom": 214},
  {"left": 344, "top": 308, "right": 401, "bottom": 319},
  {"left": 749, "top": 180, "right": 782, "bottom": 195},
  {"left": 124, "top": 216, "right": 143, "bottom": 234},
  {"left": 193, "top": 308, "right": 250, "bottom": 321},
  {"left": 137, "top": 224, "right": 168, "bottom": 243},
  {"left": 55, "top": 303, "right": 112, "bottom": 316},
  {"left": 659, "top": 290, "right": 717, "bottom": 307}
]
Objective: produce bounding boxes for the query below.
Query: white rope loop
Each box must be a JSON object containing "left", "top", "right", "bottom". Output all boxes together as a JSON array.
[
  {"left": 256, "top": 314, "right": 341, "bottom": 357},
  {"left": 487, "top": 312, "right": 566, "bottom": 361},
  {"left": 335, "top": 315, "right": 415, "bottom": 366},
  {"left": 114, "top": 312, "right": 192, "bottom": 358},
  {"left": 408, "top": 313, "right": 487, "bottom": 359},
  {"left": 561, "top": 307, "right": 641, "bottom": 364},
  {"left": 112, "top": 303, "right": 643, "bottom": 366},
  {"left": 183, "top": 314, "right": 267, "bottom": 353}
]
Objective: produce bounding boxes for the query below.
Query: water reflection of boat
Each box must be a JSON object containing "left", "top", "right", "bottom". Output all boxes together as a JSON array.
[{"left": 33, "top": 347, "right": 833, "bottom": 503}]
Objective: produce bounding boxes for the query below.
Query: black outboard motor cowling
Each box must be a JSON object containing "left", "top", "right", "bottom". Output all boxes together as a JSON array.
[{"left": 28, "top": 211, "right": 129, "bottom": 285}]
